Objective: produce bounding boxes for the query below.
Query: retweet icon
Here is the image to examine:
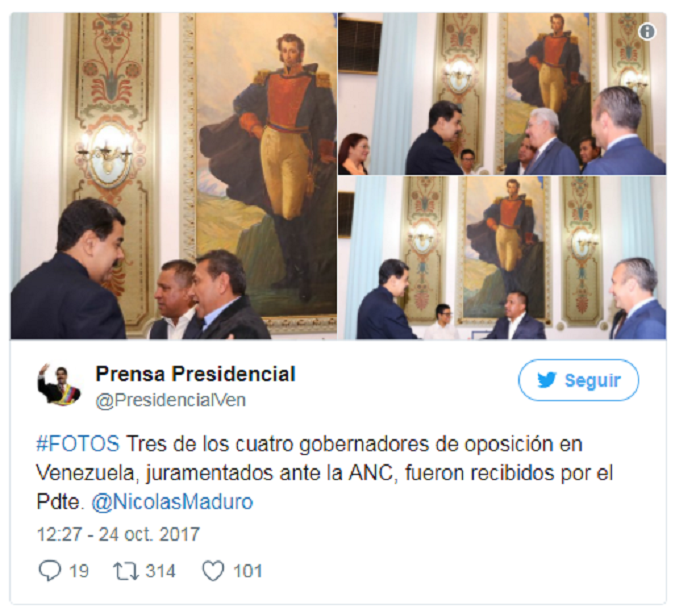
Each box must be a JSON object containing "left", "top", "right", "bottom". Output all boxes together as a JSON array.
[{"left": 537, "top": 372, "right": 557, "bottom": 388}]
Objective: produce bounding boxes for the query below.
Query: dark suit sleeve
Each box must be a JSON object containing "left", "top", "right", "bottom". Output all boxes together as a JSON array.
[
  {"left": 384, "top": 309, "right": 418, "bottom": 339},
  {"left": 431, "top": 147, "right": 461, "bottom": 176},
  {"left": 73, "top": 388, "right": 81, "bottom": 401},
  {"left": 555, "top": 146, "right": 580, "bottom": 175},
  {"left": 536, "top": 321, "right": 547, "bottom": 339},
  {"left": 635, "top": 319, "right": 666, "bottom": 340},
  {"left": 38, "top": 377, "right": 49, "bottom": 399},
  {"left": 68, "top": 290, "right": 126, "bottom": 339},
  {"left": 485, "top": 325, "right": 499, "bottom": 339},
  {"left": 228, "top": 324, "right": 270, "bottom": 340}
]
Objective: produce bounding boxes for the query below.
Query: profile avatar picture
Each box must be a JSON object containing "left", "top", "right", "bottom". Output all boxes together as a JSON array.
[{"left": 38, "top": 364, "right": 81, "bottom": 405}]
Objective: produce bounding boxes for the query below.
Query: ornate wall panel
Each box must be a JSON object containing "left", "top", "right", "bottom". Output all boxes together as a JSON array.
[
  {"left": 434, "top": 14, "right": 486, "bottom": 167},
  {"left": 63, "top": 13, "right": 157, "bottom": 337},
  {"left": 456, "top": 176, "right": 552, "bottom": 326},
  {"left": 400, "top": 177, "right": 446, "bottom": 324},
  {"left": 561, "top": 177, "right": 602, "bottom": 327},
  {"left": 608, "top": 14, "right": 653, "bottom": 152}
]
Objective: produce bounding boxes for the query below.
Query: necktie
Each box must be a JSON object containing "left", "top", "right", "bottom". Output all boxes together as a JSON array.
[{"left": 613, "top": 313, "right": 626, "bottom": 339}]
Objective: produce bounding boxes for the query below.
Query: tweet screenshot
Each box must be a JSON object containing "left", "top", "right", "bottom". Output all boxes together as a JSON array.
[{"left": 8, "top": 9, "right": 668, "bottom": 611}]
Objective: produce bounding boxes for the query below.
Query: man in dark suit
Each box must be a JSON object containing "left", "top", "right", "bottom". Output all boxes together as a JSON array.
[
  {"left": 609, "top": 257, "right": 666, "bottom": 339},
  {"left": 579, "top": 135, "right": 601, "bottom": 173},
  {"left": 524, "top": 108, "right": 578, "bottom": 175},
  {"left": 357, "top": 259, "right": 418, "bottom": 339},
  {"left": 405, "top": 101, "right": 463, "bottom": 176},
  {"left": 38, "top": 364, "right": 81, "bottom": 405},
  {"left": 505, "top": 137, "right": 536, "bottom": 175},
  {"left": 584, "top": 86, "right": 665, "bottom": 175},
  {"left": 149, "top": 260, "right": 202, "bottom": 340},
  {"left": 191, "top": 250, "right": 270, "bottom": 340},
  {"left": 485, "top": 291, "right": 546, "bottom": 340},
  {"left": 12, "top": 198, "right": 126, "bottom": 339}
]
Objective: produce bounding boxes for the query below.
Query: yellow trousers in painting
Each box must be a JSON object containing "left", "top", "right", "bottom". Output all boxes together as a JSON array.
[
  {"left": 539, "top": 64, "right": 565, "bottom": 114},
  {"left": 261, "top": 128, "right": 309, "bottom": 220},
  {"left": 496, "top": 226, "right": 522, "bottom": 272}
]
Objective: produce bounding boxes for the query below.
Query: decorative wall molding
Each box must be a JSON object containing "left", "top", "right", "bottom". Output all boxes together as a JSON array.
[
  {"left": 434, "top": 14, "right": 487, "bottom": 167},
  {"left": 63, "top": 13, "right": 157, "bottom": 337},
  {"left": 400, "top": 176, "right": 446, "bottom": 325}
]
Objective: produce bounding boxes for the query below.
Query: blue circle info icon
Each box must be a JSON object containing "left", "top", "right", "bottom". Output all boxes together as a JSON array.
[{"left": 518, "top": 359, "right": 639, "bottom": 402}]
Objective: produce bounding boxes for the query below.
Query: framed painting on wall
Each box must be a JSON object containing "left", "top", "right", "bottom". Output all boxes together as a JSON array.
[
  {"left": 181, "top": 13, "right": 338, "bottom": 334},
  {"left": 495, "top": 13, "right": 598, "bottom": 172},
  {"left": 456, "top": 176, "right": 551, "bottom": 326}
]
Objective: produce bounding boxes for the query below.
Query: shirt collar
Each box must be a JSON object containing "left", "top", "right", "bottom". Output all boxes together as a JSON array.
[
  {"left": 606, "top": 133, "right": 639, "bottom": 152},
  {"left": 509, "top": 312, "right": 527, "bottom": 328},
  {"left": 164, "top": 306, "right": 196, "bottom": 329},
  {"left": 202, "top": 297, "right": 240, "bottom": 331},
  {"left": 536, "top": 136, "right": 557, "bottom": 157},
  {"left": 627, "top": 296, "right": 656, "bottom": 319}
]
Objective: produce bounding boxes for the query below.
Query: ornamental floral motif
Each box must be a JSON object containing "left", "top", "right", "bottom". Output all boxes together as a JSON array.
[{"left": 84, "top": 13, "right": 142, "bottom": 104}]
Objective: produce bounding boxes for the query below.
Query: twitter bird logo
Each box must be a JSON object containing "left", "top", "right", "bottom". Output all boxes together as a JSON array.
[{"left": 537, "top": 372, "right": 557, "bottom": 388}]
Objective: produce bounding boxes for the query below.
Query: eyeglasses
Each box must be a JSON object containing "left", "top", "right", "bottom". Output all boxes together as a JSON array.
[{"left": 442, "top": 311, "right": 452, "bottom": 316}]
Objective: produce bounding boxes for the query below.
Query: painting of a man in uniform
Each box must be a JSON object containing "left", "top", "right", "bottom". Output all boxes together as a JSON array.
[
  {"left": 461, "top": 177, "right": 547, "bottom": 320},
  {"left": 195, "top": 14, "right": 337, "bottom": 322},
  {"left": 504, "top": 13, "right": 593, "bottom": 167}
]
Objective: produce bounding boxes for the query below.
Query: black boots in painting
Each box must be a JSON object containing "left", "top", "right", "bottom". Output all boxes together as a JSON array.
[{"left": 272, "top": 214, "right": 311, "bottom": 303}]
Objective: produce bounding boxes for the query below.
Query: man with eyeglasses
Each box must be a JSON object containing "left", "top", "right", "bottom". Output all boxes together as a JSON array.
[{"left": 424, "top": 304, "right": 459, "bottom": 340}]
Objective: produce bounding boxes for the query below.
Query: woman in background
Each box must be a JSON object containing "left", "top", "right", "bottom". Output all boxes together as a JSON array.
[{"left": 338, "top": 133, "right": 370, "bottom": 175}]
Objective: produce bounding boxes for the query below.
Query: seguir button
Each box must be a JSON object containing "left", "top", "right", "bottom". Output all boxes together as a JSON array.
[{"left": 518, "top": 359, "right": 639, "bottom": 402}]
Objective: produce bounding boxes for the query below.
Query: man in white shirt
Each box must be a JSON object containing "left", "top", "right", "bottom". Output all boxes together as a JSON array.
[
  {"left": 460, "top": 149, "right": 477, "bottom": 175},
  {"left": 485, "top": 291, "right": 546, "bottom": 340},
  {"left": 149, "top": 260, "right": 202, "bottom": 340},
  {"left": 424, "top": 303, "right": 459, "bottom": 340}
]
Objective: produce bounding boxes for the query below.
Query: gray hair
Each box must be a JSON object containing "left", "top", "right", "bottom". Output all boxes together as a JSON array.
[
  {"left": 530, "top": 107, "right": 559, "bottom": 134},
  {"left": 595, "top": 86, "right": 642, "bottom": 131},
  {"left": 617, "top": 257, "right": 657, "bottom": 293}
]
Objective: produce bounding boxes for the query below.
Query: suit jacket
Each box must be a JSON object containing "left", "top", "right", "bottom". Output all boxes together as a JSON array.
[
  {"left": 357, "top": 286, "right": 418, "bottom": 339},
  {"left": 11, "top": 253, "right": 125, "bottom": 340},
  {"left": 525, "top": 138, "right": 579, "bottom": 175},
  {"left": 199, "top": 296, "right": 271, "bottom": 340},
  {"left": 504, "top": 160, "right": 524, "bottom": 175},
  {"left": 405, "top": 130, "right": 463, "bottom": 176},
  {"left": 485, "top": 313, "right": 546, "bottom": 339},
  {"left": 583, "top": 137, "right": 666, "bottom": 175},
  {"left": 149, "top": 314, "right": 203, "bottom": 340},
  {"left": 609, "top": 309, "right": 626, "bottom": 339},
  {"left": 38, "top": 378, "right": 81, "bottom": 404},
  {"left": 614, "top": 300, "right": 666, "bottom": 340}
]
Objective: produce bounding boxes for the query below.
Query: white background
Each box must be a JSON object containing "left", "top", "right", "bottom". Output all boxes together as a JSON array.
[
  {"left": 3, "top": 1, "right": 674, "bottom": 613},
  {"left": 10, "top": 341, "right": 666, "bottom": 606}
]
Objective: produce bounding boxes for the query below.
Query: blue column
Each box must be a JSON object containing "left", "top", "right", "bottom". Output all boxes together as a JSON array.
[
  {"left": 621, "top": 176, "right": 656, "bottom": 296},
  {"left": 10, "top": 14, "right": 29, "bottom": 288},
  {"left": 621, "top": 176, "right": 655, "bottom": 260},
  {"left": 344, "top": 177, "right": 387, "bottom": 339},
  {"left": 369, "top": 14, "right": 417, "bottom": 176}
]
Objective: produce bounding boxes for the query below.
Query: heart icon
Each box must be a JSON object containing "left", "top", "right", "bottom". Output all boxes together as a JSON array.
[{"left": 202, "top": 560, "right": 224, "bottom": 581}]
